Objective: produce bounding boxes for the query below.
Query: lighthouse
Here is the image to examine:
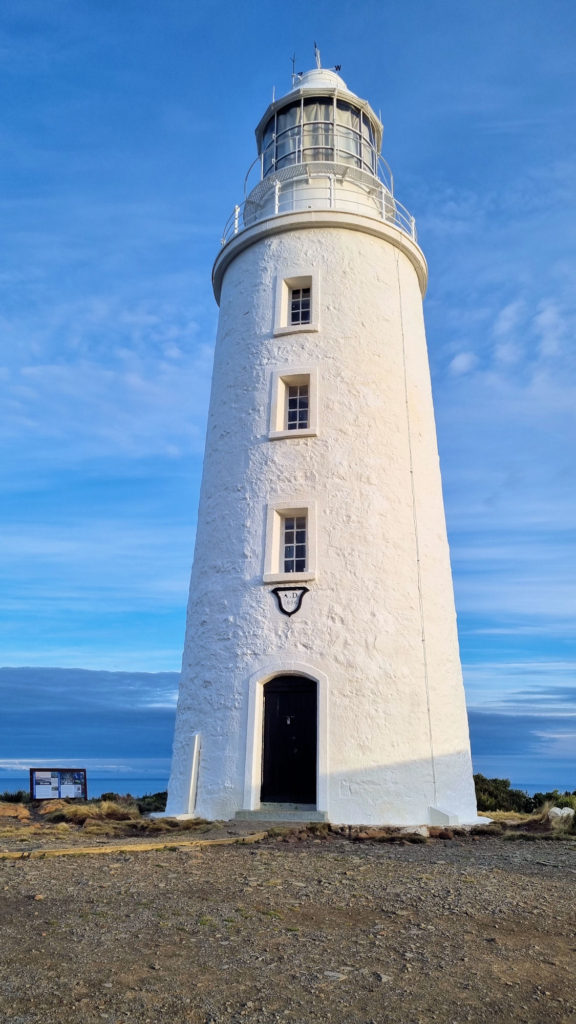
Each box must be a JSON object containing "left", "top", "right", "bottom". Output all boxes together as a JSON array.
[{"left": 166, "top": 62, "right": 478, "bottom": 826}]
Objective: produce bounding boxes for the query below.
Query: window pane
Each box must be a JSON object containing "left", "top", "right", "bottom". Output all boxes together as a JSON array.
[
  {"left": 284, "top": 379, "right": 310, "bottom": 431},
  {"left": 262, "top": 116, "right": 275, "bottom": 176},
  {"left": 302, "top": 99, "right": 333, "bottom": 161},
  {"left": 290, "top": 286, "right": 312, "bottom": 326},
  {"left": 276, "top": 102, "right": 301, "bottom": 170},
  {"left": 281, "top": 513, "right": 307, "bottom": 573}
]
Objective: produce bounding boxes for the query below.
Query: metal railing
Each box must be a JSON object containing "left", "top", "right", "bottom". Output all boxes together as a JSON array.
[{"left": 220, "top": 165, "right": 416, "bottom": 248}]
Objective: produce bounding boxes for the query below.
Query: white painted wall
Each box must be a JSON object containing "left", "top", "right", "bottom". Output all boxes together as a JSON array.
[{"left": 166, "top": 217, "right": 478, "bottom": 825}]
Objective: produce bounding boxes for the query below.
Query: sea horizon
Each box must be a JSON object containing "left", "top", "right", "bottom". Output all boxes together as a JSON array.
[
  {"left": 0, "top": 777, "right": 170, "bottom": 799},
  {"left": 1, "top": 776, "right": 574, "bottom": 801}
]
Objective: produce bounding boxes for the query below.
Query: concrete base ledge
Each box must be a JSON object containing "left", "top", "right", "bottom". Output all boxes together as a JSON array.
[{"left": 236, "top": 804, "right": 329, "bottom": 823}]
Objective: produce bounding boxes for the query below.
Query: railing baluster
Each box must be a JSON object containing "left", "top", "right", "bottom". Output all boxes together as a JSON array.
[{"left": 222, "top": 169, "right": 417, "bottom": 247}]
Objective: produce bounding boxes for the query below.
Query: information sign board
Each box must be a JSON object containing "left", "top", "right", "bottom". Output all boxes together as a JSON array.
[{"left": 29, "top": 768, "right": 87, "bottom": 800}]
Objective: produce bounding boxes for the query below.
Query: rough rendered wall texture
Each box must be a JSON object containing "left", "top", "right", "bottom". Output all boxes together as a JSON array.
[{"left": 166, "top": 221, "right": 477, "bottom": 825}]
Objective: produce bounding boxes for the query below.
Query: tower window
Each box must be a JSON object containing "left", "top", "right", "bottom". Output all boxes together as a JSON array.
[
  {"left": 283, "top": 515, "right": 307, "bottom": 573},
  {"left": 287, "top": 383, "right": 309, "bottom": 430},
  {"left": 274, "top": 272, "right": 319, "bottom": 335},
  {"left": 263, "top": 501, "right": 316, "bottom": 582},
  {"left": 290, "top": 287, "right": 311, "bottom": 325},
  {"left": 269, "top": 368, "right": 318, "bottom": 440}
]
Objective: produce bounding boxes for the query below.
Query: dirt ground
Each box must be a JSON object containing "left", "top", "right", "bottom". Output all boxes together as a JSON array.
[{"left": 1, "top": 825, "right": 575, "bottom": 1024}]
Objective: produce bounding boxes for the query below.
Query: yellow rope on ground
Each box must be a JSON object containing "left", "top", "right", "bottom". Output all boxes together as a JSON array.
[{"left": 0, "top": 831, "right": 268, "bottom": 860}]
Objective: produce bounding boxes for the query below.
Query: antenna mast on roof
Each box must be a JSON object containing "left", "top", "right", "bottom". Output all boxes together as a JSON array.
[
  {"left": 291, "top": 52, "right": 296, "bottom": 87},
  {"left": 314, "top": 41, "right": 321, "bottom": 69}
]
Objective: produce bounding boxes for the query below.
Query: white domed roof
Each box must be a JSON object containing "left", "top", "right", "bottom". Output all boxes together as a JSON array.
[{"left": 289, "top": 68, "right": 348, "bottom": 93}]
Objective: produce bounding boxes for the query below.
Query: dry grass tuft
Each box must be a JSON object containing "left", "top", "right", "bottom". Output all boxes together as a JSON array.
[
  {"left": 534, "top": 800, "right": 554, "bottom": 823},
  {"left": 267, "top": 826, "right": 297, "bottom": 839},
  {"left": 470, "top": 823, "right": 504, "bottom": 836},
  {"left": 42, "top": 800, "right": 140, "bottom": 825},
  {"left": 305, "top": 821, "right": 330, "bottom": 837},
  {"left": 478, "top": 810, "right": 533, "bottom": 823},
  {"left": 37, "top": 799, "right": 70, "bottom": 816},
  {"left": 171, "top": 817, "right": 214, "bottom": 832},
  {"left": 0, "top": 802, "right": 31, "bottom": 821},
  {"left": 0, "top": 824, "right": 39, "bottom": 840},
  {"left": 76, "top": 812, "right": 215, "bottom": 838},
  {"left": 82, "top": 819, "right": 129, "bottom": 836}
]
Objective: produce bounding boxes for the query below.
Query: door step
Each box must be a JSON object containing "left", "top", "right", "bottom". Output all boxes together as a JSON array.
[{"left": 235, "top": 803, "right": 328, "bottom": 823}]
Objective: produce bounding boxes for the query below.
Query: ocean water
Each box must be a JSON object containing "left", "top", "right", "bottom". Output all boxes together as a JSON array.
[
  {"left": 1, "top": 777, "right": 572, "bottom": 801},
  {"left": 0, "top": 777, "right": 169, "bottom": 799}
]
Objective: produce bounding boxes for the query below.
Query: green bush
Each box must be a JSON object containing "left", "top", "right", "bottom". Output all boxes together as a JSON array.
[
  {"left": 532, "top": 789, "right": 576, "bottom": 811},
  {"left": 473, "top": 774, "right": 534, "bottom": 813},
  {"left": 86, "top": 791, "right": 167, "bottom": 813},
  {"left": 0, "top": 789, "right": 30, "bottom": 804},
  {"left": 135, "top": 791, "right": 167, "bottom": 813}
]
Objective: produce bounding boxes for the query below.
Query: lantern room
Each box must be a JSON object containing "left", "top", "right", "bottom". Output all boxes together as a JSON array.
[
  {"left": 220, "top": 68, "right": 416, "bottom": 250},
  {"left": 256, "top": 69, "right": 382, "bottom": 177}
]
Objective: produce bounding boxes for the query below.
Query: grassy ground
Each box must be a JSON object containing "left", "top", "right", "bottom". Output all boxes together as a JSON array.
[{"left": 0, "top": 797, "right": 574, "bottom": 849}]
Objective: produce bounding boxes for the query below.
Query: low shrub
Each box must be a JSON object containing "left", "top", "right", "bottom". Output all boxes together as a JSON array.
[
  {"left": 136, "top": 791, "right": 168, "bottom": 814},
  {"left": 532, "top": 790, "right": 576, "bottom": 812},
  {"left": 0, "top": 789, "right": 30, "bottom": 804},
  {"left": 474, "top": 775, "right": 534, "bottom": 813}
]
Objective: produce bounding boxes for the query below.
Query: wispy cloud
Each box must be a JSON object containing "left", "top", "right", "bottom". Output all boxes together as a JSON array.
[{"left": 448, "top": 351, "right": 478, "bottom": 376}]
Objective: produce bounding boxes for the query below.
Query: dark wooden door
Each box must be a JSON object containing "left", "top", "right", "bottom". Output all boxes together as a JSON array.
[{"left": 261, "top": 676, "right": 317, "bottom": 804}]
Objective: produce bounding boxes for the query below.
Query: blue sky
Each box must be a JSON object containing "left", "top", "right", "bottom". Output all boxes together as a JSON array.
[{"left": 1, "top": 0, "right": 575, "bottom": 791}]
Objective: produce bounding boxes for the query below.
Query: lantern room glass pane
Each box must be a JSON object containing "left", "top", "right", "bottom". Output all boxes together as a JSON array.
[
  {"left": 335, "top": 100, "right": 361, "bottom": 167},
  {"left": 361, "top": 113, "right": 377, "bottom": 173},
  {"left": 276, "top": 102, "right": 301, "bottom": 170},
  {"left": 262, "top": 116, "right": 275, "bottom": 175},
  {"left": 302, "top": 98, "right": 333, "bottom": 162}
]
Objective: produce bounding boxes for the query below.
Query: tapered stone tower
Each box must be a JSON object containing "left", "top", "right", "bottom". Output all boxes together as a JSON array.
[{"left": 166, "top": 63, "right": 478, "bottom": 825}]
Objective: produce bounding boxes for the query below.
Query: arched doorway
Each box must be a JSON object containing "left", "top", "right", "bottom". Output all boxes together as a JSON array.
[{"left": 261, "top": 676, "right": 317, "bottom": 804}]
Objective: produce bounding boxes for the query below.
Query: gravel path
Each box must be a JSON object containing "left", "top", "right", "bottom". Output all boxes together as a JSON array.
[{"left": 1, "top": 834, "right": 575, "bottom": 1023}]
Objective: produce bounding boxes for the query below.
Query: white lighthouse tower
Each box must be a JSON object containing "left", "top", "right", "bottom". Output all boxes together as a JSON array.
[{"left": 166, "top": 61, "right": 478, "bottom": 826}]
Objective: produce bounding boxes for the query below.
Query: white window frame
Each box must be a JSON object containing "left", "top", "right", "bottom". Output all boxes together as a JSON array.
[
  {"left": 269, "top": 366, "right": 319, "bottom": 440},
  {"left": 273, "top": 270, "right": 320, "bottom": 336},
  {"left": 263, "top": 500, "right": 317, "bottom": 583}
]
